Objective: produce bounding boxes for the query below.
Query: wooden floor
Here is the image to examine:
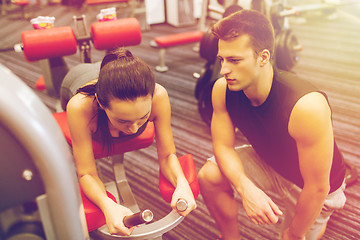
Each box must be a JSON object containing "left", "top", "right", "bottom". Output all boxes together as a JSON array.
[{"left": 0, "top": 1, "right": 359, "bottom": 239}]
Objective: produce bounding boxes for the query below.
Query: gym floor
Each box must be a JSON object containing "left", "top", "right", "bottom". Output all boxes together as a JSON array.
[{"left": 0, "top": 1, "right": 359, "bottom": 239}]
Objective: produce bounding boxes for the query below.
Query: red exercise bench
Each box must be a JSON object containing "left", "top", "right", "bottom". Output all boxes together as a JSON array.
[
  {"left": 10, "top": 0, "right": 30, "bottom": 19},
  {"left": 21, "top": 18, "right": 141, "bottom": 98},
  {"left": 150, "top": 30, "right": 203, "bottom": 72},
  {"left": 52, "top": 111, "right": 199, "bottom": 239},
  {"left": 83, "top": 0, "right": 130, "bottom": 10},
  {"left": 83, "top": 0, "right": 146, "bottom": 25},
  {"left": 85, "top": 0, "right": 129, "bottom": 4}
]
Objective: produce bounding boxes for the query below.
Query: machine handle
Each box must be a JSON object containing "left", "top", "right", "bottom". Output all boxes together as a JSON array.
[
  {"left": 123, "top": 209, "right": 153, "bottom": 228},
  {"left": 176, "top": 199, "right": 188, "bottom": 212}
]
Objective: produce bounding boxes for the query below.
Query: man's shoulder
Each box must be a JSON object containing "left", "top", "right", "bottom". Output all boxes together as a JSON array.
[
  {"left": 275, "top": 69, "right": 299, "bottom": 80},
  {"left": 275, "top": 70, "right": 302, "bottom": 87},
  {"left": 213, "top": 77, "right": 227, "bottom": 88},
  {"left": 275, "top": 70, "right": 317, "bottom": 93},
  {"left": 212, "top": 77, "right": 228, "bottom": 97}
]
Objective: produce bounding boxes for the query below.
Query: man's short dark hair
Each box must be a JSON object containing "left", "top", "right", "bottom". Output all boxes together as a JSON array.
[{"left": 212, "top": 9, "right": 275, "bottom": 56}]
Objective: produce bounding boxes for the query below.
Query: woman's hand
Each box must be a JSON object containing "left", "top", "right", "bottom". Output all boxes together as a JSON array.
[
  {"left": 171, "top": 177, "right": 197, "bottom": 217},
  {"left": 103, "top": 199, "right": 135, "bottom": 236}
]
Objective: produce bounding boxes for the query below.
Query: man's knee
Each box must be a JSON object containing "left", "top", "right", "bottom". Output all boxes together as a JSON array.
[
  {"left": 198, "top": 161, "right": 216, "bottom": 183},
  {"left": 198, "top": 161, "right": 229, "bottom": 191}
]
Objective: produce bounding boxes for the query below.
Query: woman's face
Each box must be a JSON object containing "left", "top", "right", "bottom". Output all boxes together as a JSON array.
[{"left": 103, "top": 95, "right": 152, "bottom": 135}]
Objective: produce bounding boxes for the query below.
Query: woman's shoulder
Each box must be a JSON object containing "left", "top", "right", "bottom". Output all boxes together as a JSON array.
[
  {"left": 154, "top": 83, "right": 167, "bottom": 96},
  {"left": 66, "top": 94, "right": 98, "bottom": 132},
  {"left": 153, "top": 83, "right": 170, "bottom": 103},
  {"left": 67, "top": 93, "right": 96, "bottom": 117},
  {"left": 149, "top": 84, "right": 170, "bottom": 121}
]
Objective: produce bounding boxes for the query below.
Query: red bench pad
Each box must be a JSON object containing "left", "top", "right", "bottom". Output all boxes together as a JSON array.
[
  {"left": 35, "top": 75, "right": 45, "bottom": 91},
  {"left": 21, "top": 26, "right": 77, "bottom": 62},
  {"left": 159, "top": 154, "right": 199, "bottom": 203},
  {"left": 52, "top": 111, "right": 155, "bottom": 159},
  {"left": 91, "top": 18, "right": 141, "bottom": 50},
  {"left": 154, "top": 31, "right": 203, "bottom": 48},
  {"left": 85, "top": 0, "right": 129, "bottom": 4},
  {"left": 79, "top": 185, "right": 117, "bottom": 232},
  {"left": 12, "top": 0, "right": 30, "bottom": 6}
]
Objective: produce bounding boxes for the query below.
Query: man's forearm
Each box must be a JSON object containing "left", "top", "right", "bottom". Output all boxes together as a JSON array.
[
  {"left": 288, "top": 186, "right": 328, "bottom": 237},
  {"left": 214, "top": 149, "right": 249, "bottom": 195}
]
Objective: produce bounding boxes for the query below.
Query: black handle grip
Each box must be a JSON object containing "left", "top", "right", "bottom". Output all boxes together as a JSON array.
[{"left": 123, "top": 209, "right": 153, "bottom": 228}]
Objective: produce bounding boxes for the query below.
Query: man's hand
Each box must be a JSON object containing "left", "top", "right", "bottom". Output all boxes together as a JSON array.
[{"left": 241, "top": 183, "right": 283, "bottom": 225}]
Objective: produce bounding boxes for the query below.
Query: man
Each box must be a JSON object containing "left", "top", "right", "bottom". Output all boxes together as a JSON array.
[{"left": 198, "top": 9, "right": 347, "bottom": 240}]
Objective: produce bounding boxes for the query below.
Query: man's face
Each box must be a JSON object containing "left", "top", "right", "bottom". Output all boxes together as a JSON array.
[{"left": 217, "top": 34, "right": 262, "bottom": 92}]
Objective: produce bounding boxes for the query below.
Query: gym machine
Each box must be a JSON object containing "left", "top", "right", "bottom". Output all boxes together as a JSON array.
[
  {"left": 25, "top": 16, "right": 141, "bottom": 99},
  {"left": 1, "top": 14, "right": 141, "bottom": 100},
  {"left": 0, "top": 63, "right": 88, "bottom": 239},
  {"left": 0, "top": 63, "right": 200, "bottom": 239},
  {"left": 0, "top": 15, "right": 200, "bottom": 240}
]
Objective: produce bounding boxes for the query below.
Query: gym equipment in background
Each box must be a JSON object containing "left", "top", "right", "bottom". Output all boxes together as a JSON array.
[
  {"left": 165, "top": 0, "right": 196, "bottom": 27},
  {"left": 150, "top": 30, "right": 204, "bottom": 72},
  {"left": 0, "top": 15, "right": 141, "bottom": 98},
  {"left": 20, "top": 16, "right": 141, "bottom": 98}
]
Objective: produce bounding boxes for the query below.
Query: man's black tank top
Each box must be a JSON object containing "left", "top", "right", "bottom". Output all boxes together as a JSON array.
[{"left": 226, "top": 70, "right": 345, "bottom": 193}]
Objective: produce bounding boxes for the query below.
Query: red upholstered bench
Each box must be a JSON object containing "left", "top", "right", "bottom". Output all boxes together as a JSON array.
[
  {"left": 35, "top": 76, "right": 46, "bottom": 91},
  {"left": 52, "top": 111, "right": 199, "bottom": 237},
  {"left": 11, "top": 0, "right": 30, "bottom": 19},
  {"left": 150, "top": 30, "right": 203, "bottom": 72},
  {"left": 53, "top": 111, "right": 154, "bottom": 159},
  {"left": 21, "top": 26, "right": 78, "bottom": 96},
  {"left": 85, "top": 0, "right": 129, "bottom": 4},
  {"left": 23, "top": 18, "right": 142, "bottom": 95},
  {"left": 79, "top": 185, "right": 118, "bottom": 232},
  {"left": 159, "top": 154, "right": 199, "bottom": 203}
]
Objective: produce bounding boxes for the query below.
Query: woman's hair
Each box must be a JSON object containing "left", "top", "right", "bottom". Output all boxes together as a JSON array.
[
  {"left": 211, "top": 9, "right": 275, "bottom": 57},
  {"left": 96, "top": 48, "right": 155, "bottom": 107},
  {"left": 77, "top": 48, "right": 155, "bottom": 152}
]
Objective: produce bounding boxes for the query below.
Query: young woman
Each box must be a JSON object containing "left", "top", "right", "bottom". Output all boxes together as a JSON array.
[{"left": 64, "top": 48, "right": 196, "bottom": 236}]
